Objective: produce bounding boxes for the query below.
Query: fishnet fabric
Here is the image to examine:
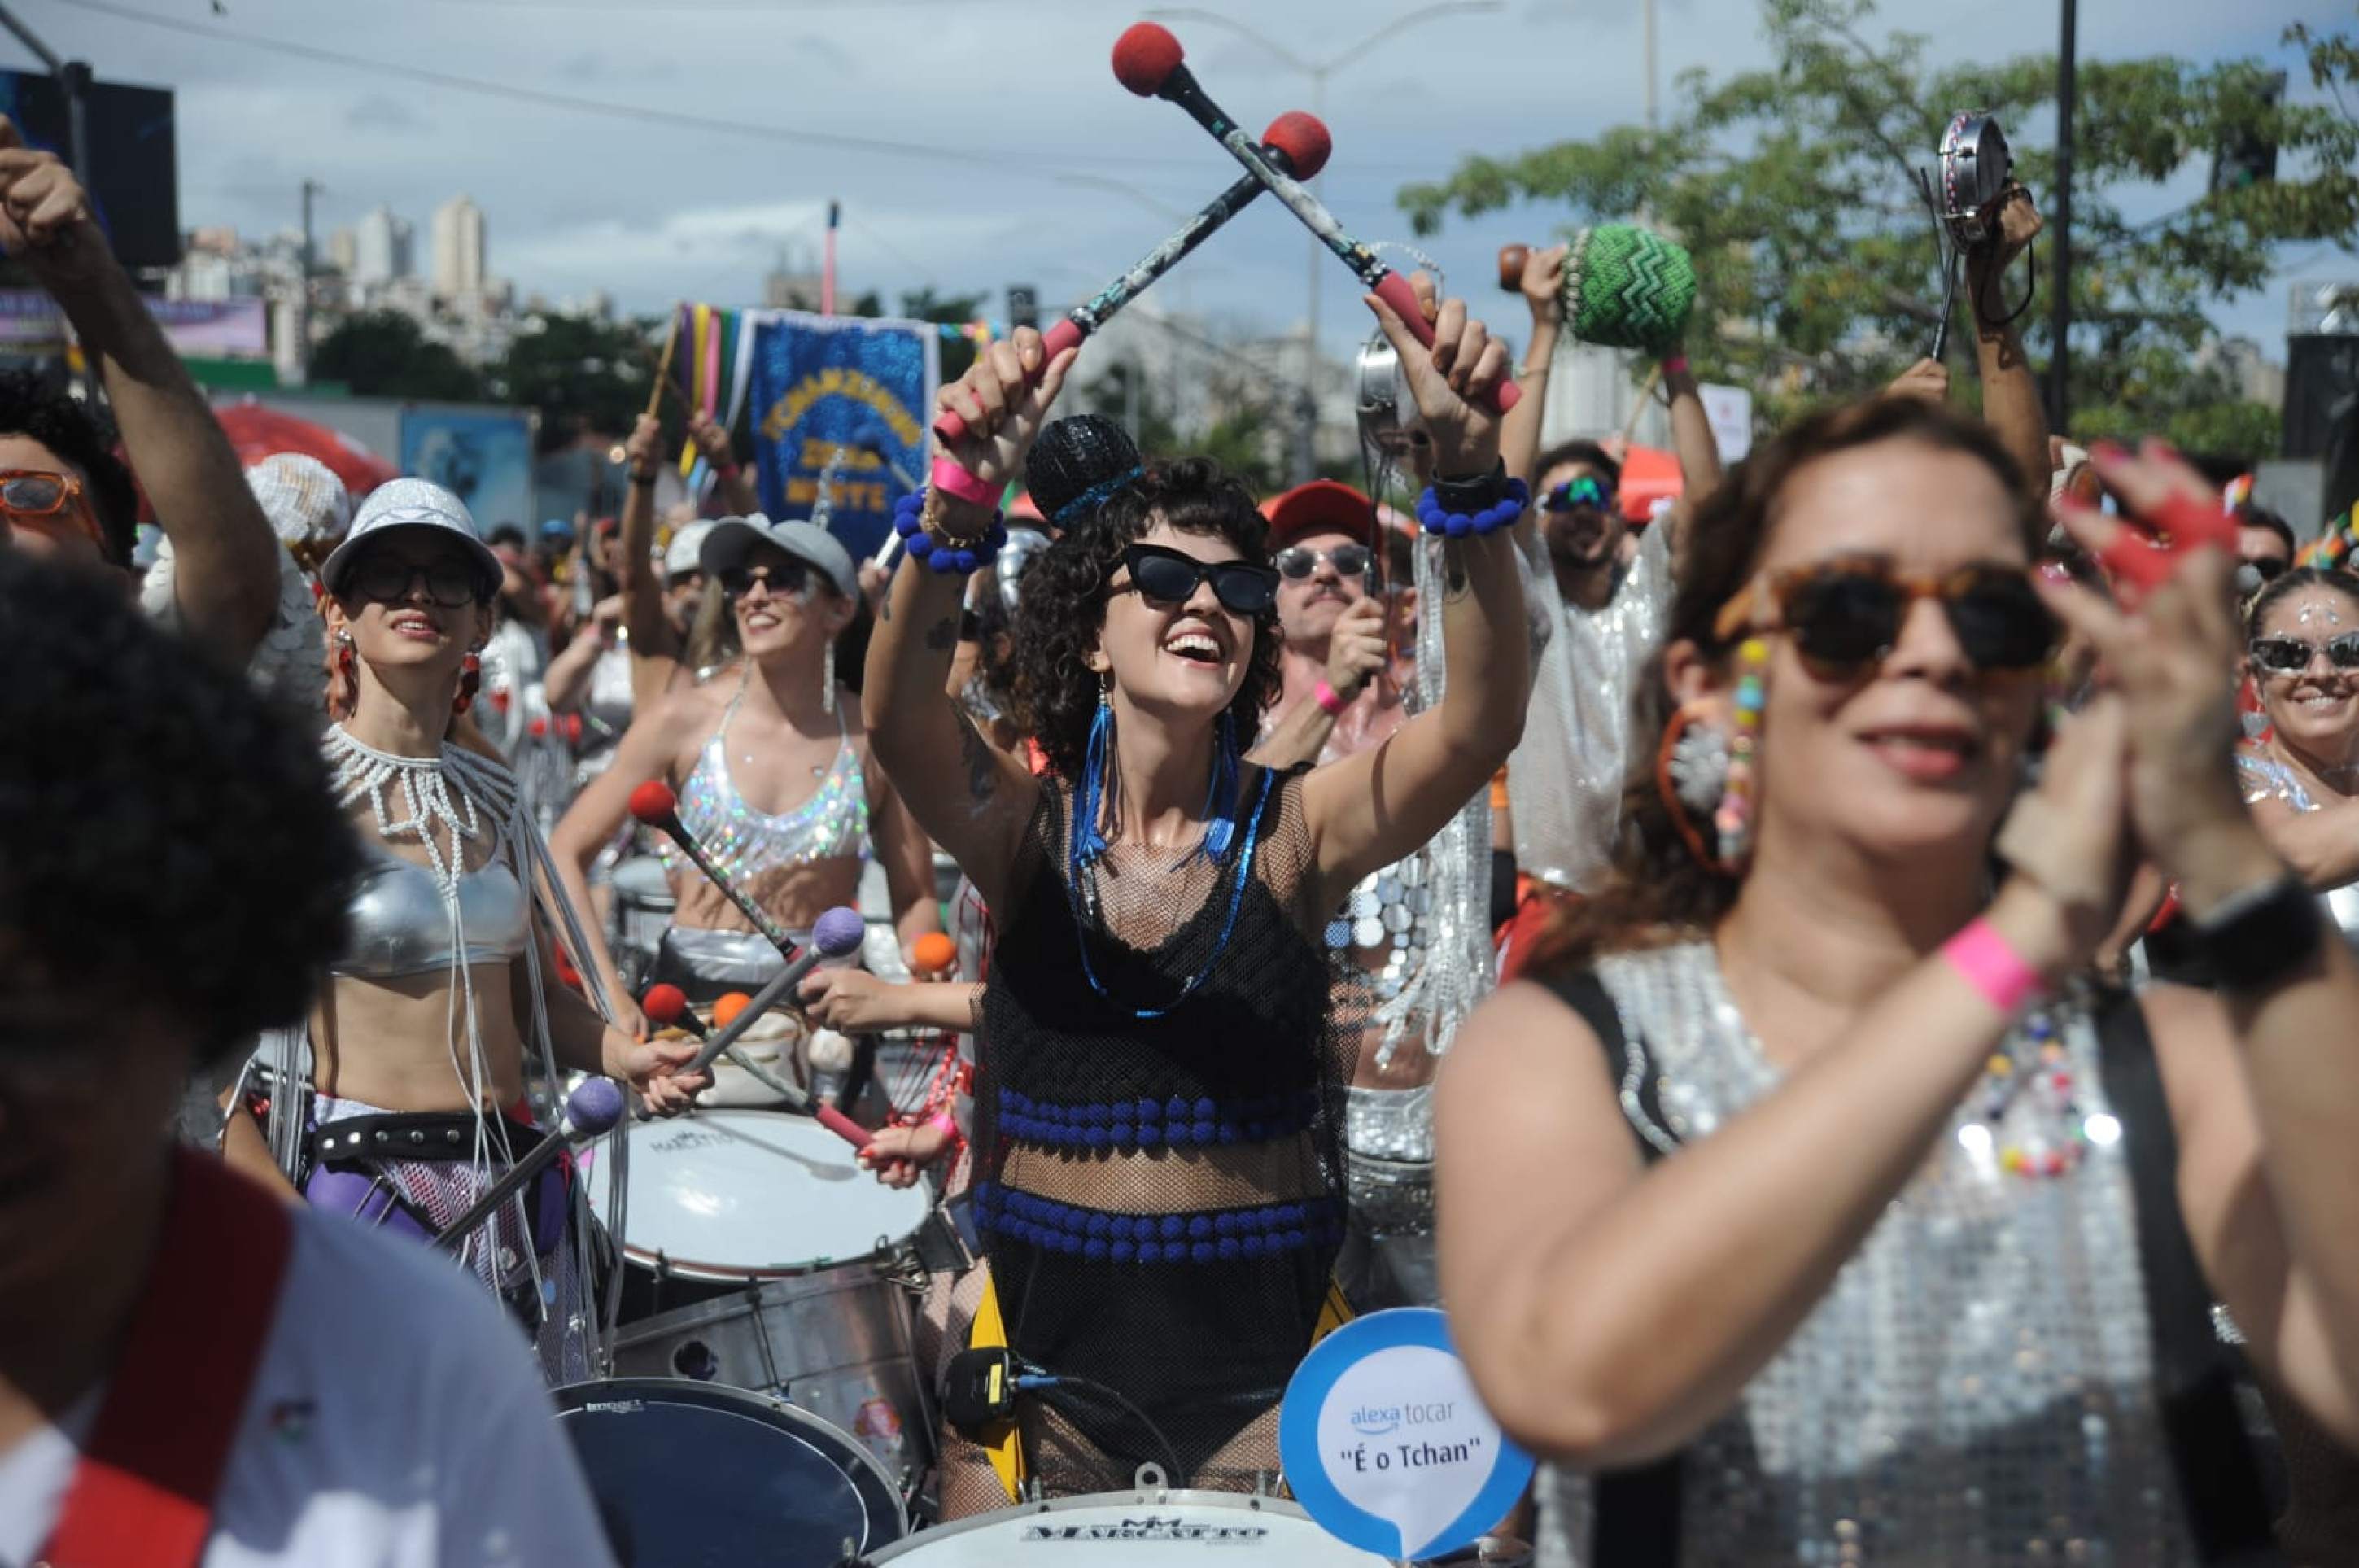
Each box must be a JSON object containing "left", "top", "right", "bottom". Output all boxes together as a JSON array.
[{"left": 975, "top": 765, "right": 1351, "bottom": 1493}]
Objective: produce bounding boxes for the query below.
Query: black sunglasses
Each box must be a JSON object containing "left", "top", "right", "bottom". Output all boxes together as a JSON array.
[
  {"left": 2250, "top": 632, "right": 2359, "bottom": 675},
  {"left": 352, "top": 555, "right": 483, "bottom": 609},
  {"left": 1116, "top": 543, "right": 1278, "bottom": 616},
  {"left": 720, "top": 559, "right": 809, "bottom": 599},
  {"left": 1718, "top": 556, "right": 2057, "bottom": 674},
  {"left": 1273, "top": 543, "right": 1373, "bottom": 582}
]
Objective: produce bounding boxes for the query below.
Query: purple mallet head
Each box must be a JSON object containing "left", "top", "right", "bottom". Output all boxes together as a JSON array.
[
  {"left": 813, "top": 906, "right": 867, "bottom": 959},
  {"left": 567, "top": 1077, "right": 627, "bottom": 1137}
]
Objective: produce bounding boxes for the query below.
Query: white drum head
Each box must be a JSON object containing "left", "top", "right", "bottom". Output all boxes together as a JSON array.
[
  {"left": 590, "top": 1109, "right": 931, "bottom": 1278},
  {"left": 870, "top": 1492, "right": 1392, "bottom": 1564}
]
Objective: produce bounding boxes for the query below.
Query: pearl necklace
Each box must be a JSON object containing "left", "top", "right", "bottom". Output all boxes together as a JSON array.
[{"left": 324, "top": 726, "right": 514, "bottom": 893}]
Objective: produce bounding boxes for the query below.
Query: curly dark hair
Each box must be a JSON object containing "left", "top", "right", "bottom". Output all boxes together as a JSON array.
[
  {"left": 0, "top": 553, "right": 360, "bottom": 1061},
  {"left": 0, "top": 368, "right": 139, "bottom": 566},
  {"left": 1527, "top": 396, "right": 2044, "bottom": 979},
  {"left": 1011, "top": 456, "right": 1282, "bottom": 779}
]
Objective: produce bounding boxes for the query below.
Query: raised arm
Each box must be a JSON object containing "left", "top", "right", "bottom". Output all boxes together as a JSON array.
[
  {"left": 1248, "top": 596, "right": 1388, "bottom": 771},
  {"left": 1968, "top": 187, "right": 2049, "bottom": 501},
  {"left": 1658, "top": 351, "right": 1723, "bottom": 566},
  {"left": 1304, "top": 293, "right": 1529, "bottom": 909},
  {"left": 1438, "top": 697, "right": 2130, "bottom": 1465},
  {"left": 863, "top": 331, "right": 1072, "bottom": 911},
  {"left": 1502, "top": 244, "right": 1565, "bottom": 494},
  {"left": 2244, "top": 788, "right": 2359, "bottom": 891},
  {"left": 618, "top": 413, "right": 683, "bottom": 694},
  {"left": 544, "top": 593, "right": 621, "bottom": 714},
  {"left": 548, "top": 697, "right": 697, "bottom": 1025},
  {"left": 0, "top": 121, "right": 277, "bottom": 656}
]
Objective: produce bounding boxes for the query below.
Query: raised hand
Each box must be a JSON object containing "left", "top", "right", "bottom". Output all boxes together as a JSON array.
[
  {"left": 1366, "top": 286, "right": 1509, "bottom": 476},
  {"left": 0, "top": 118, "right": 106, "bottom": 295},
  {"left": 1884, "top": 358, "right": 1951, "bottom": 404},
  {"left": 1324, "top": 596, "right": 1389, "bottom": 701},
  {"left": 1993, "top": 690, "right": 2134, "bottom": 964},
  {"left": 1518, "top": 242, "right": 1567, "bottom": 325},
  {"left": 623, "top": 413, "right": 662, "bottom": 472},
  {"left": 687, "top": 412, "right": 733, "bottom": 465},
  {"left": 933, "top": 327, "right": 1080, "bottom": 496}
]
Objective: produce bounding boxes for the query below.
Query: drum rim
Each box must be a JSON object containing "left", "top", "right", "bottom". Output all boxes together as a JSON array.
[
  {"left": 551, "top": 1375, "right": 910, "bottom": 1535},
  {"left": 596, "top": 1107, "right": 934, "bottom": 1278},
  {"left": 867, "top": 1489, "right": 1327, "bottom": 1560}
]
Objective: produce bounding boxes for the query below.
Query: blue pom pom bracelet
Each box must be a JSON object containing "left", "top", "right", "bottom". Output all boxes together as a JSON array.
[
  {"left": 894, "top": 487, "right": 1007, "bottom": 576},
  {"left": 1415, "top": 475, "right": 1529, "bottom": 538}
]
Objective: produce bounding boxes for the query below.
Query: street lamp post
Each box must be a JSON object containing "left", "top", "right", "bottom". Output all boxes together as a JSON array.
[{"left": 1147, "top": 2, "right": 1503, "bottom": 479}]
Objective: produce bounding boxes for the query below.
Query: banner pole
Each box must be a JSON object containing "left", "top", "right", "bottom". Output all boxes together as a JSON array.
[{"left": 823, "top": 200, "right": 840, "bottom": 317}]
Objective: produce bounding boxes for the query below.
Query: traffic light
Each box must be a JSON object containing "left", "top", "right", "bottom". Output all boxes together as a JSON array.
[{"left": 2211, "top": 71, "right": 2284, "bottom": 194}]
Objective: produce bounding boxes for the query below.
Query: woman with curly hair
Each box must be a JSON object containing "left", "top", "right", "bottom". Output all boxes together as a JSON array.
[
  {"left": 864, "top": 292, "right": 1531, "bottom": 1512},
  {"left": 1437, "top": 409, "right": 2359, "bottom": 1566},
  {"left": 221, "top": 479, "right": 705, "bottom": 1384}
]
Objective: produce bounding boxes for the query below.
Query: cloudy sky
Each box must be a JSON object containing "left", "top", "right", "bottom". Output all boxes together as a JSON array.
[{"left": 28, "top": 0, "right": 2352, "bottom": 364}]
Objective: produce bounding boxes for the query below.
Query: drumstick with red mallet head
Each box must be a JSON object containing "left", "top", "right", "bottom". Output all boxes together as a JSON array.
[
  {"left": 640, "top": 984, "right": 706, "bottom": 1039},
  {"left": 678, "top": 906, "right": 874, "bottom": 1147},
  {"left": 933, "top": 110, "right": 1332, "bottom": 443},
  {"left": 1113, "top": 21, "right": 1518, "bottom": 416},
  {"left": 628, "top": 779, "right": 805, "bottom": 963}
]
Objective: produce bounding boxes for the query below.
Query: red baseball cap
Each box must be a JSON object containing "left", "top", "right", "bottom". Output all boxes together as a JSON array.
[{"left": 1260, "top": 479, "right": 1377, "bottom": 551}]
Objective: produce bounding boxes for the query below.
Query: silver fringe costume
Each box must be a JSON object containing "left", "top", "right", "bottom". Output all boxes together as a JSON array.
[
  {"left": 239, "top": 728, "right": 623, "bottom": 1382},
  {"left": 1535, "top": 941, "right": 2197, "bottom": 1567},
  {"left": 1507, "top": 518, "right": 1671, "bottom": 894}
]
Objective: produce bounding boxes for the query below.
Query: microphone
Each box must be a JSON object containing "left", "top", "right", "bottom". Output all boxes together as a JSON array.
[
  {"left": 930, "top": 108, "right": 1330, "bottom": 443},
  {"left": 641, "top": 983, "right": 706, "bottom": 1039},
  {"left": 627, "top": 780, "right": 803, "bottom": 962},
  {"left": 433, "top": 1078, "right": 627, "bottom": 1254},
  {"left": 1114, "top": 21, "right": 1516, "bottom": 416}
]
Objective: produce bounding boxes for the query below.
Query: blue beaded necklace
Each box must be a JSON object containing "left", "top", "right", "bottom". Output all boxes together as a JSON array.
[{"left": 1066, "top": 764, "right": 1275, "bottom": 1022}]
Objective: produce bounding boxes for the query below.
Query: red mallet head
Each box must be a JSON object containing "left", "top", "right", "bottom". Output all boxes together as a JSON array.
[
  {"left": 911, "top": 932, "right": 958, "bottom": 976},
  {"left": 628, "top": 780, "right": 680, "bottom": 827},
  {"left": 1261, "top": 112, "right": 1330, "bottom": 181},
  {"left": 641, "top": 984, "right": 688, "bottom": 1027},
  {"left": 1112, "top": 21, "right": 1185, "bottom": 96},
  {"left": 712, "top": 991, "right": 754, "bottom": 1029},
  {"left": 553, "top": 946, "right": 582, "bottom": 989}
]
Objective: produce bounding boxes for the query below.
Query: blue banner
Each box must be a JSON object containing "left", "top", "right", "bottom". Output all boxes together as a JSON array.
[
  {"left": 400, "top": 406, "right": 536, "bottom": 539},
  {"left": 746, "top": 311, "right": 938, "bottom": 562}
]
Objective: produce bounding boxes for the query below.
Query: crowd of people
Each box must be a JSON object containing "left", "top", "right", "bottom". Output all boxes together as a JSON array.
[{"left": 6, "top": 108, "right": 2359, "bottom": 1568}]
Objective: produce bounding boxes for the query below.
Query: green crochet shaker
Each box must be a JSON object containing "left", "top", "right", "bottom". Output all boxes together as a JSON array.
[{"left": 1560, "top": 224, "right": 1697, "bottom": 356}]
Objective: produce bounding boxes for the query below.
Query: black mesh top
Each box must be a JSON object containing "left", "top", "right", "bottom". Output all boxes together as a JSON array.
[{"left": 974, "top": 762, "right": 1351, "bottom": 1487}]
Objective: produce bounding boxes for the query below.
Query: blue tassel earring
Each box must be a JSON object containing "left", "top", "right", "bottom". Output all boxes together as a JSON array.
[
  {"left": 1201, "top": 710, "right": 1241, "bottom": 863},
  {"left": 1073, "top": 677, "right": 1116, "bottom": 870}
]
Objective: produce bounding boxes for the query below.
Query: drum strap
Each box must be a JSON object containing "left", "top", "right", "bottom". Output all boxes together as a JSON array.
[
  {"left": 39, "top": 1151, "right": 294, "bottom": 1568},
  {"left": 966, "top": 1266, "right": 1029, "bottom": 1503}
]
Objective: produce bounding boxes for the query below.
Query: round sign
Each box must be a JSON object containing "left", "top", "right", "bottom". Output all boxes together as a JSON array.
[{"left": 1278, "top": 1308, "right": 1534, "bottom": 1561}]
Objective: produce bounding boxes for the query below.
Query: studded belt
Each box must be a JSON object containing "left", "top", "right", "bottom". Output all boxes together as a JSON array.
[{"left": 308, "top": 1109, "right": 547, "bottom": 1168}]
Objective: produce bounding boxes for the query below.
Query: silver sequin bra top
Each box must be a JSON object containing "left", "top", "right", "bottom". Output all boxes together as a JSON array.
[
  {"left": 1536, "top": 941, "right": 2195, "bottom": 1568},
  {"left": 659, "top": 690, "right": 872, "bottom": 886},
  {"left": 2235, "top": 750, "right": 2359, "bottom": 939},
  {"left": 330, "top": 838, "right": 531, "bottom": 980},
  {"left": 1509, "top": 520, "right": 1671, "bottom": 895}
]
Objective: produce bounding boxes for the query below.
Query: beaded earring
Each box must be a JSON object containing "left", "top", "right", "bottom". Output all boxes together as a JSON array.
[
  {"left": 326, "top": 630, "right": 359, "bottom": 721},
  {"left": 452, "top": 651, "right": 482, "bottom": 716},
  {"left": 1712, "top": 637, "right": 1769, "bottom": 868},
  {"left": 822, "top": 640, "right": 837, "bottom": 717},
  {"left": 1072, "top": 674, "right": 1116, "bottom": 871}
]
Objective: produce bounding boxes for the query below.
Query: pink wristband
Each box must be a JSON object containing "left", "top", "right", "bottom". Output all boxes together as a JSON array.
[
  {"left": 1313, "top": 679, "right": 1348, "bottom": 717},
  {"left": 1661, "top": 353, "right": 1690, "bottom": 378},
  {"left": 1942, "top": 919, "right": 2047, "bottom": 1015},
  {"left": 929, "top": 455, "right": 999, "bottom": 509},
  {"left": 925, "top": 1109, "right": 959, "bottom": 1136}
]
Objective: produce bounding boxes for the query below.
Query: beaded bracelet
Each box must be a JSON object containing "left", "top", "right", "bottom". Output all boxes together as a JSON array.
[
  {"left": 893, "top": 488, "right": 1007, "bottom": 576},
  {"left": 1415, "top": 475, "right": 1530, "bottom": 538}
]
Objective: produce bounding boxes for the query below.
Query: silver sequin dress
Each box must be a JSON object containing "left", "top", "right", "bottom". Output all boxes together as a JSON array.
[
  {"left": 1509, "top": 521, "right": 1671, "bottom": 895},
  {"left": 1535, "top": 942, "right": 2199, "bottom": 1567}
]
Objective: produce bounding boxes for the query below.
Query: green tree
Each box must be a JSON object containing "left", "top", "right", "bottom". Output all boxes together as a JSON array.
[
  {"left": 308, "top": 311, "right": 483, "bottom": 403},
  {"left": 491, "top": 312, "right": 661, "bottom": 453},
  {"left": 1399, "top": 0, "right": 2359, "bottom": 456}
]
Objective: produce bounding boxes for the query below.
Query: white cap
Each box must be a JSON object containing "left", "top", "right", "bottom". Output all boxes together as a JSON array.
[
  {"left": 318, "top": 478, "right": 501, "bottom": 600},
  {"left": 663, "top": 518, "right": 718, "bottom": 579},
  {"left": 699, "top": 513, "right": 857, "bottom": 600},
  {"left": 246, "top": 454, "right": 352, "bottom": 551}
]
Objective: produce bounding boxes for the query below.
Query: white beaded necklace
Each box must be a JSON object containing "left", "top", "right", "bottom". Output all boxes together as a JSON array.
[{"left": 325, "top": 725, "right": 513, "bottom": 893}]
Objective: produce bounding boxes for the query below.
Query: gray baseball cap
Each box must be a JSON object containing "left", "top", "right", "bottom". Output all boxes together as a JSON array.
[
  {"left": 699, "top": 513, "right": 857, "bottom": 600},
  {"left": 662, "top": 518, "right": 718, "bottom": 579},
  {"left": 318, "top": 478, "right": 500, "bottom": 600}
]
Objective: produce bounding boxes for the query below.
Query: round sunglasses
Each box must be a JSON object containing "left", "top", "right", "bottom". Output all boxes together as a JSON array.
[
  {"left": 2250, "top": 632, "right": 2359, "bottom": 676},
  {"left": 1715, "top": 555, "right": 2057, "bottom": 674},
  {"left": 1273, "top": 542, "right": 1373, "bottom": 582},
  {"left": 1116, "top": 543, "right": 1278, "bottom": 616}
]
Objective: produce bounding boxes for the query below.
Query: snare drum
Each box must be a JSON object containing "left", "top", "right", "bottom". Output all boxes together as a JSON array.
[
  {"left": 609, "top": 854, "right": 675, "bottom": 993},
  {"left": 553, "top": 1378, "right": 906, "bottom": 1564},
  {"left": 588, "top": 1110, "right": 937, "bottom": 1487},
  {"left": 867, "top": 1489, "right": 1391, "bottom": 1564}
]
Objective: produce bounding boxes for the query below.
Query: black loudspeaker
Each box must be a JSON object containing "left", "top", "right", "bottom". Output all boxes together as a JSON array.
[{"left": 2286, "top": 334, "right": 2359, "bottom": 525}]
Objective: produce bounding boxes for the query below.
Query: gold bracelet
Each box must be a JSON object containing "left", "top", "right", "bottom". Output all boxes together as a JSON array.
[{"left": 922, "top": 489, "right": 996, "bottom": 547}]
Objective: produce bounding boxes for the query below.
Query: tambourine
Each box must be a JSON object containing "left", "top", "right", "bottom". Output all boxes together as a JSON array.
[
  {"left": 1559, "top": 225, "right": 1697, "bottom": 356},
  {"left": 1937, "top": 111, "right": 2014, "bottom": 249}
]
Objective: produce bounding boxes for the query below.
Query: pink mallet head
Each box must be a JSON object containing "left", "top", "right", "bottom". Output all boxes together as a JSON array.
[
  {"left": 627, "top": 780, "right": 679, "bottom": 826},
  {"left": 1262, "top": 111, "right": 1331, "bottom": 180},
  {"left": 642, "top": 983, "right": 688, "bottom": 1027},
  {"left": 1112, "top": 22, "right": 1185, "bottom": 96}
]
